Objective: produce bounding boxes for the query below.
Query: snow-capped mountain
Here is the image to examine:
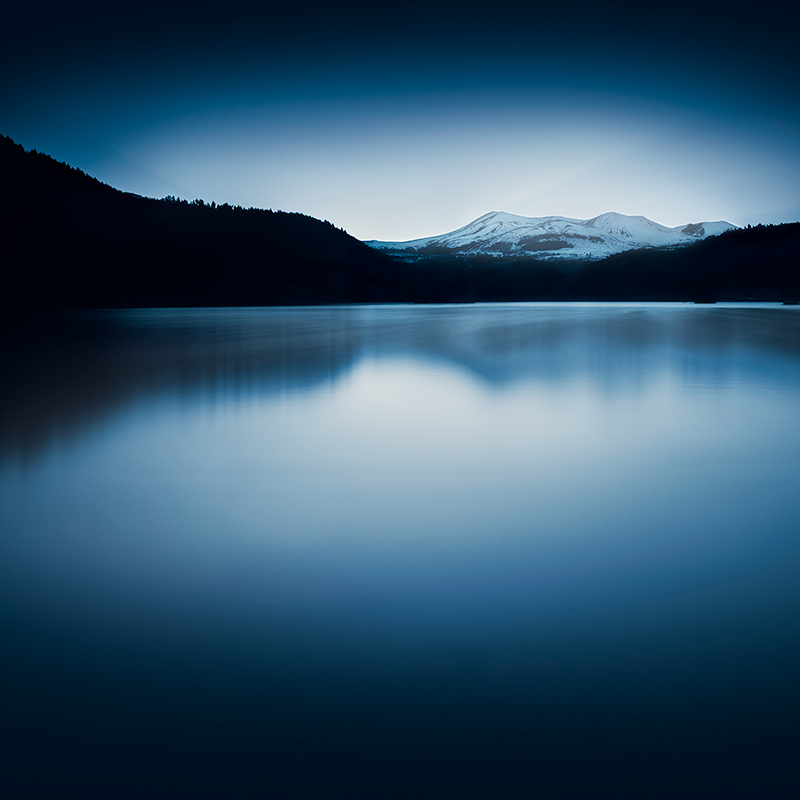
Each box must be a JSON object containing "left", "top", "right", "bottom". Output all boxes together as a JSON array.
[{"left": 365, "top": 211, "right": 737, "bottom": 260}]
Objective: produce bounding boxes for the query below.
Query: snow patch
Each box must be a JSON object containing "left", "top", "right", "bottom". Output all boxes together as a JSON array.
[{"left": 366, "top": 212, "right": 737, "bottom": 260}]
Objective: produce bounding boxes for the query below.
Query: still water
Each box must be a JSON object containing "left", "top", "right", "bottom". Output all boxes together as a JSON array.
[{"left": 2, "top": 303, "right": 799, "bottom": 797}]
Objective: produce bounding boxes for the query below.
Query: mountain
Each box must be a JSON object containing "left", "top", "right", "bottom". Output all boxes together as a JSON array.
[
  {"left": 1, "top": 134, "right": 796, "bottom": 307},
  {"left": 0, "top": 134, "right": 405, "bottom": 309},
  {"left": 366, "top": 211, "right": 737, "bottom": 260}
]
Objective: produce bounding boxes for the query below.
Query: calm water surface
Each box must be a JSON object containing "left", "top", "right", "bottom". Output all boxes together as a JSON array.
[{"left": 2, "top": 303, "right": 799, "bottom": 797}]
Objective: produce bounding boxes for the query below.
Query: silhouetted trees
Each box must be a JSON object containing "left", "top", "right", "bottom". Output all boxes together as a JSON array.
[
  {"left": 2, "top": 133, "right": 798, "bottom": 308},
  {"left": 0, "top": 134, "right": 418, "bottom": 308}
]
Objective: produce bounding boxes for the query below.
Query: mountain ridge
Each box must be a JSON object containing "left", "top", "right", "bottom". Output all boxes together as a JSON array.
[
  {"left": 1, "top": 134, "right": 797, "bottom": 307},
  {"left": 366, "top": 210, "right": 737, "bottom": 260},
  {"left": 0, "top": 133, "right": 406, "bottom": 308}
]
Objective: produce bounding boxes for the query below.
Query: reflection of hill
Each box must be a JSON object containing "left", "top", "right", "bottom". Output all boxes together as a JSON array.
[
  {"left": 2, "top": 305, "right": 800, "bottom": 468},
  {"left": 0, "top": 309, "right": 361, "bottom": 466}
]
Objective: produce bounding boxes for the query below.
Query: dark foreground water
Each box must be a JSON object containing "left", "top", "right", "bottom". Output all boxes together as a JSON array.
[{"left": 2, "top": 303, "right": 799, "bottom": 798}]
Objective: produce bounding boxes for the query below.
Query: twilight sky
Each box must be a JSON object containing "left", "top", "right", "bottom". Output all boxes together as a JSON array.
[{"left": 2, "top": 1, "right": 798, "bottom": 241}]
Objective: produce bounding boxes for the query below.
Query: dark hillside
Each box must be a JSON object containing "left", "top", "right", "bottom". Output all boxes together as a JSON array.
[
  {"left": 0, "top": 135, "right": 411, "bottom": 308},
  {"left": 2, "top": 135, "right": 797, "bottom": 306},
  {"left": 574, "top": 223, "right": 800, "bottom": 301},
  {"left": 413, "top": 225, "right": 800, "bottom": 302}
]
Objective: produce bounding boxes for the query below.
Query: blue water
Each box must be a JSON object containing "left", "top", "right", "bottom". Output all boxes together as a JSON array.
[{"left": 2, "top": 303, "right": 799, "bottom": 797}]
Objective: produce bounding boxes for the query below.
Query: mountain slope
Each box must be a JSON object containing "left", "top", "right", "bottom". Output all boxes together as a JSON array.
[
  {"left": 366, "top": 211, "right": 737, "bottom": 260},
  {"left": 1, "top": 135, "right": 795, "bottom": 307},
  {"left": 0, "top": 134, "right": 404, "bottom": 308}
]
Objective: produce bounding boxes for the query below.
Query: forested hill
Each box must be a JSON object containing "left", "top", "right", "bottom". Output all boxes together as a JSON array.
[
  {"left": 0, "top": 134, "right": 415, "bottom": 308},
  {"left": 570, "top": 221, "right": 800, "bottom": 302},
  {"left": 457, "top": 221, "right": 800, "bottom": 302},
  {"left": 2, "top": 134, "right": 798, "bottom": 307}
]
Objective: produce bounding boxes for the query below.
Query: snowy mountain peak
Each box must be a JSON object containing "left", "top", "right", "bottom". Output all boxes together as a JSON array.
[
  {"left": 479, "top": 211, "right": 528, "bottom": 223},
  {"left": 366, "top": 212, "right": 737, "bottom": 261},
  {"left": 587, "top": 211, "right": 631, "bottom": 225}
]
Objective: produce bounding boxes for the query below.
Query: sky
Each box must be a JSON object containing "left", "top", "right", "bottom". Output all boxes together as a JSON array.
[{"left": 2, "top": 1, "right": 798, "bottom": 241}]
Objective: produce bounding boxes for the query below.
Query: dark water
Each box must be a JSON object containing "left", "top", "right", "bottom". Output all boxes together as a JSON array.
[{"left": 2, "top": 303, "right": 799, "bottom": 798}]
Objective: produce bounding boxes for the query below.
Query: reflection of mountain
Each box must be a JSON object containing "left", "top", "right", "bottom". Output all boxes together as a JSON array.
[
  {"left": 3, "top": 305, "right": 800, "bottom": 467},
  {"left": 0, "top": 309, "right": 360, "bottom": 466}
]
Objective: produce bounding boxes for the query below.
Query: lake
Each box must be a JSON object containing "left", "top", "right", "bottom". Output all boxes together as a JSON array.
[{"left": 2, "top": 302, "right": 799, "bottom": 798}]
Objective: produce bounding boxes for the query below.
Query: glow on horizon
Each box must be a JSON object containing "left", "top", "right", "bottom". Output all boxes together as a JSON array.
[
  {"left": 3, "top": 3, "right": 799, "bottom": 242},
  {"left": 12, "top": 87, "right": 795, "bottom": 243},
  {"left": 80, "top": 91, "right": 799, "bottom": 241}
]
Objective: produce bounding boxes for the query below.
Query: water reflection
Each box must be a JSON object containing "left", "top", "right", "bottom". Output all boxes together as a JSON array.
[
  {"left": 3, "top": 303, "right": 800, "bottom": 467},
  {"left": 1, "top": 303, "right": 800, "bottom": 798}
]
